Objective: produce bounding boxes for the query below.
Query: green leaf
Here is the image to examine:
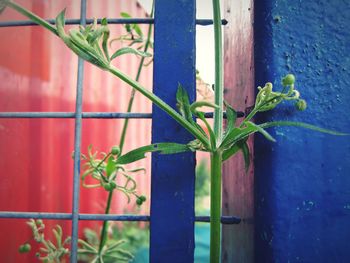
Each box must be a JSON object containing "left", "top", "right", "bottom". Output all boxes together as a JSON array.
[
  {"left": 105, "top": 240, "right": 125, "bottom": 251},
  {"left": 222, "top": 140, "right": 250, "bottom": 171},
  {"left": 101, "top": 17, "right": 108, "bottom": 26},
  {"left": 120, "top": 12, "right": 131, "bottom": 18},
  {"left": 189, "top": 101, "right": 219, "bottom": 113},
  {"left": 125, "top": 23, "right": 131, "bottom": 33},
  {"left": 120, "top": 12, "right": 143, "bottom": 37},
  {"left": 105, "top": 156, "right": 116, "bottom": 177},
  {"left": 221, "top": 121, "right": 274, "bottom": 150},
  {"left": 52, "top": 225, "right": 62, "bottom": 247},
  {"left": 78, "top": 239, "right": 97, "bottom": 252},
  {"left": 220, "top": 127, "right": 244, "bottom": 149},
  {"left": 132, "top": 24, "right": 143, "bottom": 37},
  {"left": 102, "top": 26, "right": 110, "bottom": 62},
  {"left": 54, "top": 10, "right": 109, "bottom": 69},
  {"left": 175, "top": 85, "right": 208, "bottom": 138},
  {"left": 246, "top": 121, "right": 276, "bottom": 142},
  {"left": 87, "top": 25, "right": 109, "bottom": 44},
  {"left": 68, "top": 29, "right": 103, "bottom": 63},
  {"left": 56, "top": 9, "right": 68, "bottom": 41},
  {"left": 129, "top": 38, "right": 144, "bottom": 45},
  {"left": 259, "top": 121, "right": 348, "bottom": 136},
  {"left": 223, "top": 103, "right": 237, "bottom": 138},
  {"left": 240, "top": 141, "right": 250, "bottom": 172},
  {"left": 176, "top": 84, "right": 192, "bottom": 121},
  {"left": 192, "top": 121, "right": 208, "bottom": 138},
  {"left": 110, "top": 47, "right": 151, "bottom": 60},
  {"left": 116, "top": 143, "right": 192, "bottom": 165},
  {"left": 222, "top": 144, "right": 240, "bottom": 161},
  {"left": 195, "top": 111, "right": 216, "bottom": 150}
]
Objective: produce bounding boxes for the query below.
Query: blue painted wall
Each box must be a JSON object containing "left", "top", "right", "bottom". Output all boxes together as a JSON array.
[{"left": 254, "top": 0, "right": 350, "bottom": 262}]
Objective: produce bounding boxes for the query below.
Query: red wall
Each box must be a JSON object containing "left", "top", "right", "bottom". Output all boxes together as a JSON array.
[{"left": 0, "top": 1, "right": 152, "bottom": 261}]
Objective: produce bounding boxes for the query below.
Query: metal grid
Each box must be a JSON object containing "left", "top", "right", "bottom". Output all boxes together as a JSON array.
[{"left": 0, "top": 1, "right": 241, "bottom": 262}]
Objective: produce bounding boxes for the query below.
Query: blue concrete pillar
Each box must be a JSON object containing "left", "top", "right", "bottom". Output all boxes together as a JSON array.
[{"left": 254, "top": 0, "right": 350, "bottom": 262}]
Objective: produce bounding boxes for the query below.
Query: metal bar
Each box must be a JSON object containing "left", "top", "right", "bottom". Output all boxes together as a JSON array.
[
  {"left": 0, "top": 111, "right": 244, "bottom": 118},
  {"left": 70, "top": 1, "right": 86, "bottom": 262},
  {"left": 0, "top": 112, "right": 153, "bottom": 119},
  {"left": 196, "top": 215, "right": 241, "bottom": 224},
  {"left": 0, "top": 18, "right": 227, "bottom": 27},
  {"left": 151, "top": 1, "right": 197, "bottom": 262},
  {"left": 0, "top": 212, "right": 240, "bottom": 224},
  {"left": 0, "top": 212, "right": 72, "bottom": 220}
]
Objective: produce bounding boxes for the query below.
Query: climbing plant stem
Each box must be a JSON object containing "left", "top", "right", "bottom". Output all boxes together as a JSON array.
[
  {"left": 119, "top": 3, "right": 154, "bottom": 154},
  {"left": 212, "top": 0, "right": 224, "bottom": 145},
  {"left": 108, "top": 65, "right": 209, "bottom": 148},
  {"left": 98, "top": 190, "right": 114, "bottom": 253},
  {"left": 210, "top": 150, "right": 223, "bottom": 263},
  {"left": 211, "top": 1, "right": 224, "bottom": 262},
  {"left": 99, "top": 6, "right": 154, "bottom": 255}
]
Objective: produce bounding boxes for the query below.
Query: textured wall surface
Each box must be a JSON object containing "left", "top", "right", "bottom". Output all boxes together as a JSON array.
[
  {"left": 222, "top": 0, "right": 255, "bottom": 262},
  {"left": 255, "top": 0, "right": 350, "bottom": 262}
]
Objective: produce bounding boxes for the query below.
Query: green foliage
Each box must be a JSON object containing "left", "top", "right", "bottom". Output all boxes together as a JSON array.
[
  {"left": 110, "top": 47, "right": 151, "bottom": 61},
  {"left": 120, "top": 12, "right": 143, "bottom": 38},
  {"left": 78, "top": 237, "right": 133, "bottom": 263},
  {"left": 116, "top": 142, "right": 193, "bottom": 165},
  {"left": 80, "top": 145, "right": 147, "bottom": 204},
  {"left": 259, "top": 121, "right": 348, "bottom": 136},
  {"left": 110, "top": 223, "right": 149, "bottom": 256},
  {"left": 79, "top": 223, "right": 148, "bottom": 263},
  {"left": 20, "top": 219, "right": 71, "bottom": 262}
]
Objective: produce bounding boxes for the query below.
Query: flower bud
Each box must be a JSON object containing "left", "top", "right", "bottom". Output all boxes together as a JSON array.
[
  {"left": 136, "top": 196, "right": 146, "bottom": 206},
  {"left": 136, "top": 198, "right": 143, "bottom": 206},
  {"left": 295, "top": 99, "right": 307, "bottom": 111},
  {"left": 103, "top": 181, "right": 116, "bottom": 191},
  {"left": 111, "top": 146, "right": 120, "bottom": 156},
  {"left": 19, "top": 243, "right": 31, "bottom": 253},
  {"left": 282, "top": 74, "right": 295, "bottom": 86}
]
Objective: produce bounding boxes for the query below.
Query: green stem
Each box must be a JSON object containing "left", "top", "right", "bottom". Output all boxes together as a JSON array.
[
  {"left": 210, "top": 150, "right": 222, "bottom": 263},
  {"left": 210, "top": 1, "right": 224, "bottom": 262},
  {"left": 119, "top": 4, "right": 154, "bottom": 154},
  {"left": 242, "top": 108, "right": 258, "bottom": 125},
  {"left": 107, "top": 65, "right": 210, "bottom": 148},
  {"left": 98, "top": 7, "right": 154, "bottom": 256},
  {"left": 98, "top": 190, "right": 113, "bottom": 254},
  {"left": 212, "top": 0, "right": 224, "bottom": 145}
]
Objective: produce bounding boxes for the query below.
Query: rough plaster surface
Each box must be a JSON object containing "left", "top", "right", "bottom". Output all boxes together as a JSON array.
[{"left": 255, "top": 0, "right": 350, "bottom": 262}]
